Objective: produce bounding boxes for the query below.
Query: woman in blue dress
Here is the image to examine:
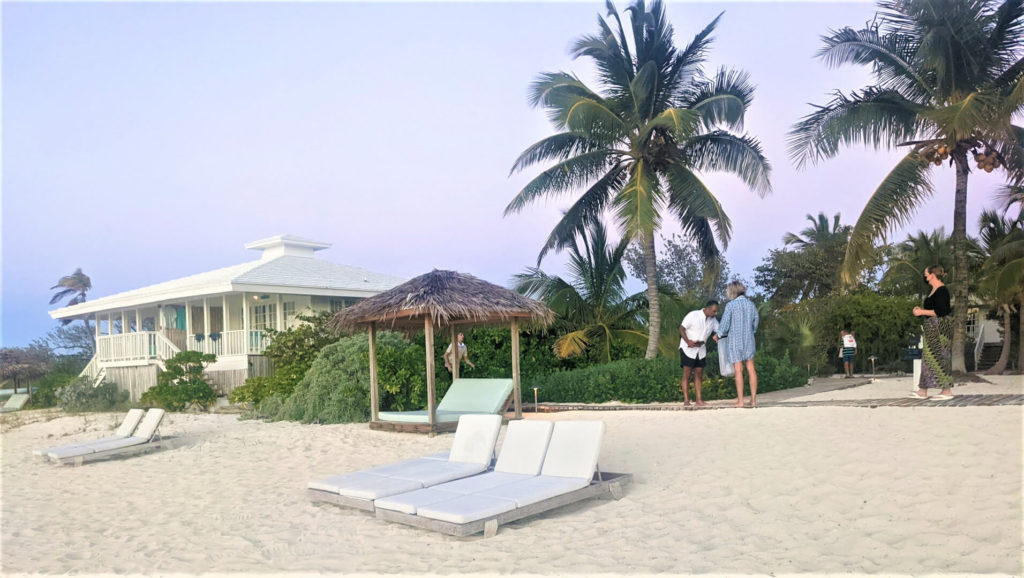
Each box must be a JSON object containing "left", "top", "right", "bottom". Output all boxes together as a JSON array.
[{"left": 717, "top": 281, "right": 760, "bottom": 407}]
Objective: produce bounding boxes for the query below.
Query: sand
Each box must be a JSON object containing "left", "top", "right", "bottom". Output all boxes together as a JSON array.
[{"left": 1, "top": 375, "right": 1021, "bottom": 576}]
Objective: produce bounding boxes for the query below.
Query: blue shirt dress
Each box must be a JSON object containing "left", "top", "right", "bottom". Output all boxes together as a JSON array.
[{"left": 718, "top": 295, "right": 759, "bottom": 363}]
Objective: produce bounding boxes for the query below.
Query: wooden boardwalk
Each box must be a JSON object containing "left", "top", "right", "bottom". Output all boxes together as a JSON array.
[{"left": 529, "top": 394, "right": 1024, "bottom": 413}]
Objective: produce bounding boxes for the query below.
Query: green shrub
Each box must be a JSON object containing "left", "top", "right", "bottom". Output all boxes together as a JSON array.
[
  {"left": 57, "top": 377, "right": 130, "bottom": 412},
  {"left": 141, "top": 351, "right": 218, "bottom": 411},
  {"left": 229, "top": 312, "right": 338, "bottom": 405},
  {"left": 529, "top": 352, "right": 807, "bottom": 404},
  {"left": 27, "top": 370, "right": 78, "bottom": 409}
]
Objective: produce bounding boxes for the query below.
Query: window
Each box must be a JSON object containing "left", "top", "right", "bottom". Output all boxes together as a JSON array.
[
  {"left": 283, "top": 301, "right": 296, "bottom": 327},
  {"left": 251, "top": 304, "right": 278, "bottom": 331},
  {"left": 329, "top": 297, "right": 364, "bottom": 312}
]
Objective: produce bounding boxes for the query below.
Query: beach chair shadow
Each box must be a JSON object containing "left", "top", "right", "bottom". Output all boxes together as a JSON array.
[{"left": 307, "top": 414, "right": 503, "bottom": 511}]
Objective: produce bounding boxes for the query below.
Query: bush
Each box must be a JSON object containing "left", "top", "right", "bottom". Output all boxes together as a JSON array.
[
  {"left": 57, "top": 377, "right": 130, "bottom": 412},
  {"left": 27, "top": 370, "right": 77, "bottom": 409},
  {"left": 229, "top": 312, "right": 338, "bottom": 405},
  {"left": 141, "top": 351, "right": 218, "bottom": 411},
  {"left": 529, "top": 352, "right": 807, "bottom": 404}
]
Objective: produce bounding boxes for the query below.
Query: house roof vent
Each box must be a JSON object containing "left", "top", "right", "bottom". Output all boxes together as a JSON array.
[{"left": 245, "top": 235, "right": 331, "bottom": 260}]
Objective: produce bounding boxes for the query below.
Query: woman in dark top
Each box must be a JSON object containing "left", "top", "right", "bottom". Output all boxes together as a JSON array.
[{"left": 910, "top": 265, "right": 954, "bottom": 399}]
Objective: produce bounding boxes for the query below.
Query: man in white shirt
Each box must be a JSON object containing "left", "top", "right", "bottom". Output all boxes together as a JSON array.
[
  {"left": 444, "top": 332, "right": 475, "bottom": 373},
  {"left": 680, "top": 300, "right": 720, "bottom": 407}
]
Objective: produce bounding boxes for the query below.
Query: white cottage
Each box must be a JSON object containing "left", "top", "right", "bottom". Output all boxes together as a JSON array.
[{"left": 49, "top": 235, "right": 406, "bottom": 400}]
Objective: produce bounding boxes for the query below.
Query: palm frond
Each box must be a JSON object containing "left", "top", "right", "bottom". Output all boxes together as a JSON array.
[
  {"left": 536, "top": 164, "right": 628, "bottom": 264},
  {"left": 664, "top": 162, "right": 733, "bottom": 249},
  {"left": 505, "top": 151, "right": 618, "bottom": 216},
  {"left": 684, "top": 67, "right": 754, "bottom": 131},
  {"left": 788, "top": 87, "right": 924, "bottom": 169},
  {"left": 817, "top": 27, "right": 934, "bottom": 100},
  {"left": 681, "top": 131, "right": 772, "bottom": 196},
  {"left": 613, "top": 159, "right": 664, "bottom": 239},
  {"left": 509, "top": 132, "right": 606, "bottom": 176},
  {"left": 842, "top": 152, "right": 935, "bottom": 284},
  {"left": 552, "top": 330, "right": 590, "bottom": 358}
]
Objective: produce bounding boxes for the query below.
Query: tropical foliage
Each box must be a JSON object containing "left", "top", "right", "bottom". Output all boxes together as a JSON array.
[
  {"left": 49, "top": 268, "right": 94, "bottom": 339},
  {"left": 622, "top": 233, "right": 738, "bottom": 300},
  {"left": 789, "top": 0, "right": 1024, "bottom": 371},
  {"left": 140, "top": 351, "right": 218, "bottom": 411},
  {"left": 507, "top": 0, "right": 771, "bottom": 358},
  {"left": 977, "top": 208, "right": 1024, "bottom": 372},
  {"left": 755, "top": 213, "right": 854, "bottom": 303},
  {"left": 514, "top": 220, "right": 647, "bottom": 362}
]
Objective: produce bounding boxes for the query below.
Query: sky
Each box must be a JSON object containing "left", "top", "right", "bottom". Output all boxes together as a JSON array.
[{"left": 1, "top": 0, "right": 1012, "bottom": 347}]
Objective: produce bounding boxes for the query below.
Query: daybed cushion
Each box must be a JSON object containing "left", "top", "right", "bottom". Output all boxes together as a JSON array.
[
  {"left": 382, "top": 460, "right": 488, "bottom": 487},
  {"left": 493, "top": 420, "right": 553, "bottom": 475},
  {"left": 447, "top": 414, "right": 503, "bottom": 465},
  {"left": 476, "top": 475, "right": 590, "bottom": 508},
  {"left": 115, "top": 409, "right": 147, "bottom": 437},
  {"left": 540, "top": 421, "right": 605, "bottom": 479},
  {"left": 416, "top": 494, "right": 518, "bottom": 525},
  {"left": 132, "top": 409, "right": 166, "bottom": 440},
  {"left": 307, "top": 473, "right": 422, "bottom": 500},
  {"left": 436, "top": 379, "right": 514, "bottom": 413},
  {"left": 374, "top": 487, "right": 464, "bottom": 515}
]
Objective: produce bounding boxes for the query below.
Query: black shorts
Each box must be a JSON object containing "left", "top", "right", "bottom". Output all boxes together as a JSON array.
[{"left": 680, "top": 349, "right": 707, "bottom": 369}]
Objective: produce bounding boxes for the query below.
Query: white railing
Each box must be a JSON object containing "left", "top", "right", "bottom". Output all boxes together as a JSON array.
[
  {"left": 79, "top": 355, "right": 100, "bottom": 379},
  {"left": 974, "top": 322, "right": 986, "bottom": 367},
  {"left": 186, "top": 330, "right": 269, "bottom": 356},
  {"left": 155, "top": 332, "right": 181, "bottom": 361},
  {"left": 97, "top": 332, "right": 157, "bottom": 363}
]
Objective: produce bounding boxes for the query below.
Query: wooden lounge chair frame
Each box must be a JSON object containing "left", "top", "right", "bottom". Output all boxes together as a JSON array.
[
  {"left": 374, "top": 470, "right": 632, "bottom": 538},
  {"left": 50, "top": 410, "right": 171, "bottom": 466}
]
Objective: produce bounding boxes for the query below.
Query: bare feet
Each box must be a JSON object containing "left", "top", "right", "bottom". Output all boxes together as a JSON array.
[
  {"left": 683, "top": 400, "right": 692, "bottom": 407},
  {"left": 734, "top": 400, "right": 745, "bottom": 408},
  {"left": 695, "top": 401, "right": 707, "bottom": 407}
]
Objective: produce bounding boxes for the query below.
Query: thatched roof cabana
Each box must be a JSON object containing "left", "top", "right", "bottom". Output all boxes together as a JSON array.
[{"left": 332, "top": 270, "right": 554, "bottom": 434}]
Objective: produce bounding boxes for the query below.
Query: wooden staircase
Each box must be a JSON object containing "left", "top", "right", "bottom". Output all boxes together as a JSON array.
[{"left": 976, "top": 343, "right": 1003, "bottom": 372}]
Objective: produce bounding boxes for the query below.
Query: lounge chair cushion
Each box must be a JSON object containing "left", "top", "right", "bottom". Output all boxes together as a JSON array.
[
  {"left": 0, "top": 393, "right": 29, "bottom": 413},
  {"left": 114, "top": 409, "right": 147, "bottom": 437},
  {"left": 133, "top": 409, "right": 166, "bottom": 440},
  {"left": 307, "top": 473, "right": 422, "bottom": 500},
  {"left": 430, "top": 471, "right": 535, "bottom": 495},
  {"left": 493, "top": 420, "right": 553, "bottom": 475},
  {"left": 447, "top": 414, "right": 502, "bottom": 465},
  {"left": 374, "top": 487, "right": 464, "bottom": 515},
  {"left": 436, "top": 379, "right": 514, "bottom": 413},
  {"left": 476, "top": 475, "right": 590, "bottom": 508},
  {"left": 388, "top": 461, "right": 488, "bottom": 486},
  {"left": 540, "top": 421, "right": 605, "bottom": 479},
  {"left": 375, "top": 410, "right": 464, "bottom": 423},
  {"left": 416, "top": 494, "right": 518, "bottom": 524}
]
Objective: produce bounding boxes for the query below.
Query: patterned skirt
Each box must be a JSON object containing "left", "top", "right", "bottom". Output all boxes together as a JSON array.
[{"left": 920, "top": 316, "right": 954, "bottom": 390}]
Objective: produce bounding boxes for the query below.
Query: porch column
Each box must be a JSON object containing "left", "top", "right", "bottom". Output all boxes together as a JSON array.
[
  {"left": 107, "top": 313, "right": 112, "bottom": 336},
  {"left": 222, "top": 295, "right": 229, "bottom": 332},
  {"left": 95, "top": 314, "right": 101, "bottom": 339},
  {"left": 275, "top": 294, "right": 283, "bottom": 330},
  {"left": 450, "top": 325, "right": 459, "bottom": 381},
  {"left": 203, "top": 297, "right": 210, "bottom": 355},
  {"left": 186, "top": 301, "right": 192, "bottom": 338},
  {"left": 135, "top": 310, "right": 141, "bottom": 333},
  {"left": 121, "top": 311, "right": 127, "bottom": 334},
  {"left": 242, "top": 292, "right": 250, "bottom": 353}
]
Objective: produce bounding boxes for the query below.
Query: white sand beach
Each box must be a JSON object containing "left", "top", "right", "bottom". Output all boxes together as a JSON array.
[{"left": 2, "top": 375, "right": 1021, "bottom": 576}]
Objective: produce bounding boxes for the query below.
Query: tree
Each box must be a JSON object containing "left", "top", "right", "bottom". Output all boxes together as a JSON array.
[
  {"left": 622, "top": 233, "right": 735, "bottom": 300},
  {"left": 514, "top": 220, "right": 648, "bottom": 362},
  {"left": 978, "top": 209, "right": 1024, "bottom": 372},
  {"left": 507, "top": 0, "right": 772, "bottom": 359},
  {"left": 33, "top": 324, "right": 95, "bottom": 359},
  {"left": 788, "top": 0, "right": 1024, "bottom": 372},
  {"left": 140, "top": 351, "right": 218, "bottom": 411},
  {"left": 0, "top": 345, "right": 53, "bottom": 394},
  {"left": 49, "top": 268, "right": 94, "bottom": 342},
  {"left": 782, "top": 212, "right": 850, "bottom": 248}
]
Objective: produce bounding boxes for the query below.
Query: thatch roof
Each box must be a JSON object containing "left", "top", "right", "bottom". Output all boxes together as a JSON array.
[{"left": 331, "top": 269, "right": 554, "bottom": 332}]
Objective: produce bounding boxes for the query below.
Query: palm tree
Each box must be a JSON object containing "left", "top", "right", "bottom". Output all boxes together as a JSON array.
[
  {"left": 507, "top": 0, "right": 772, "bottom": 359},
  {"left": 788, "top": 0, "right": 1024, "bottom": 372},
  {"left": 978, "top": 209, "right": 1024, "bottom": 372},
  {"left": 513, "top": 220, "right": 648, "bottom": 363},
  {"left": 880, "top": 228, "right": 956, "bottom": 295},
  {"left": 782, "top": 212, "right": 851, "bottom": 248},
  {"left": 49, "top": 268, "right": 93, "bottom": 337}
]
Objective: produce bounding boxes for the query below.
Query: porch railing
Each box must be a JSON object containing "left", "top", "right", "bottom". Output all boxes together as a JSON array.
[
  {"left": 95, "top": 331, "right": 182, "bottom": 364},
  {"left": 186, "top": 330, "right": 269, "bottom": 356}
]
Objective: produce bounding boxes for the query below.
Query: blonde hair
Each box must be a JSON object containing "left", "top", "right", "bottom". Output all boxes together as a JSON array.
[
  {"left": 926, "top": 265, "right": 946, "bottom": 279},
  {"left": 726, "top": 281, "right": 747, "bottom": 300}
]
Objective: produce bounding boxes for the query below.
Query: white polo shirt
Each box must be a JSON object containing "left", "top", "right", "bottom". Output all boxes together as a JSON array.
[{"left": 679, "top": 309, "right": 718, "bottom": 360}]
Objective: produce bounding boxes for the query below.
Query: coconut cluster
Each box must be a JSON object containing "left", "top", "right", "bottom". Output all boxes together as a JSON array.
[
  {"left": 920, "top": 143, "right": 951, "bottom": 166},
  {"left": 973, "top": 149, "right": 1001, "bottom": 173}
]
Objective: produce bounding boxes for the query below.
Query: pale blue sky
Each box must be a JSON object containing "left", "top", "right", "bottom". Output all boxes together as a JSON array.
[{"left": 1, "top": 1, "right": 1009, "bottom": 346}]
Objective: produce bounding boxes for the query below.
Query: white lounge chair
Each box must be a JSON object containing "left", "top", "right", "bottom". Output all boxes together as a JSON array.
[
  {"left": 0, "top": 393, "right": 30, "bottom": 413},
  {"left": 47, "top": 408, "right": 168, "bottom": 466},
  {"left": 376, "top": 420, "right": 632, "bottom": 537},
  {"left": 374, "top": 419, "right": 554, "bottom": 515},
  {"left": 307, "top": 414, "right": 503, "bottom": 512},
  {"left": 33, "top": 408, "right": 146, "bottom": 458}
]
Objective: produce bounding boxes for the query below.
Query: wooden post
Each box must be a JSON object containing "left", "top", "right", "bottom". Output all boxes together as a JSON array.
[
  {"left": 450, "top": 325, "right": 459, "bottom": 381},
  {"left": 368, "top": 323, "right": 379, "bottom": 423},
  {"left": 242, "top": 293, "right": 250, "bottom": 352},
  {"left": 135, "top": 310, "right": 141, "bottom": 333},
  {"left": 275, "top": 294, "right": 283, "bottom": 331},
  {"left": 425, "top": 316, "right": 437, "bottom": 428},
  {"left": 511, "top": 318, "right": 522, "bottom": 419},
  {"left": 222, "top": 295, "right": 229, "bottom": 332},
  {"left": 186, "top": 302, "right": 192, "bottom": 339}
]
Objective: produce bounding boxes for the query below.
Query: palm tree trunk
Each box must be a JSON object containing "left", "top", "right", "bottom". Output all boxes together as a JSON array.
[
  {"left": 950, "top": 149, "right": 969, "bottom": 373},
  {"left": 643, "top": 232, "right": 660, "bottom": 359},
  {"left": 985, "top": 305, "right": 1011, "bottom": 374}
]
